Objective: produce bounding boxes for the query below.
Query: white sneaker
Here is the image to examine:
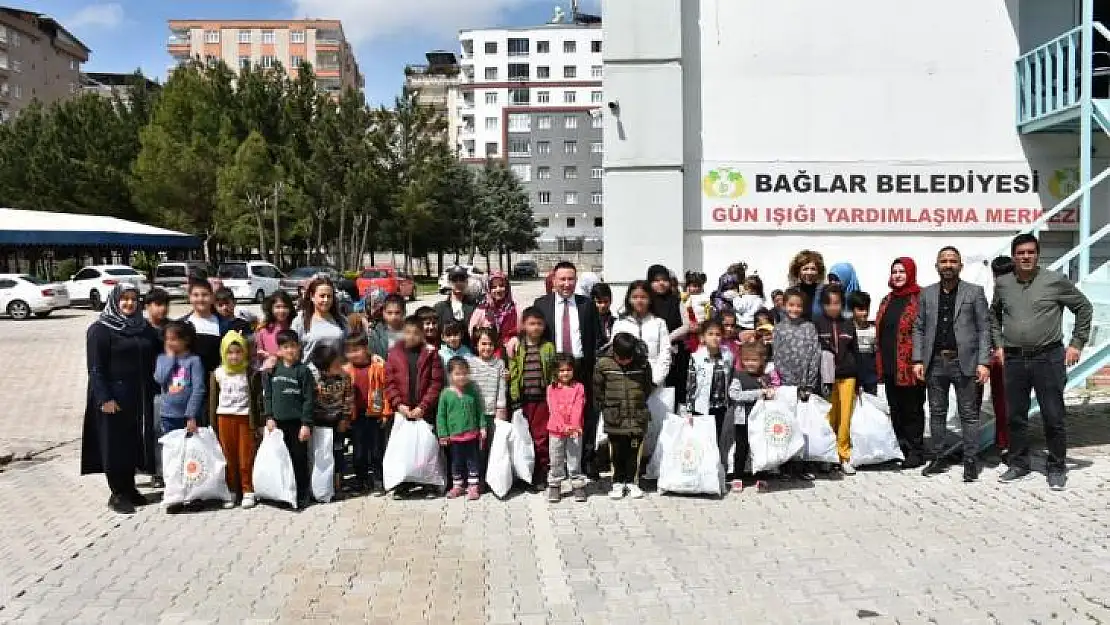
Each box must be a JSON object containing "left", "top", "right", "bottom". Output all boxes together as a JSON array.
[
  {"left": 221, "top": 499, "right": 236, "bottom": 509},
  {"left": 608, "top": 483, "right": 626, "bottom": 499},
  {"left": 240, "top": 493, "right": 257, "bottom": 509},
  {"left": 841, "top": 462, "right": 857, "bottom": 476},
  {"left": 627, "top": 484, "right": 645, "bottom": 499}
]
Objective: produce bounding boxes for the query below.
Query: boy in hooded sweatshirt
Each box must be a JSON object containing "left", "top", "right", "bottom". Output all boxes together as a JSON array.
[{"left": 209, "top": 330, "right": 264, "bottom": 508}]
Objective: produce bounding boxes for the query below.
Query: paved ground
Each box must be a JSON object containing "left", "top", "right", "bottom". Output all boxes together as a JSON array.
[{"left": 2, "top": 280, "right": 1110, "bottom": 624}]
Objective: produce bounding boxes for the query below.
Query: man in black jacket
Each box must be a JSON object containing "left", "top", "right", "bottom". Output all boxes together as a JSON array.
[{"left": 433, "top": 266, "right": 477, "bottom": 347}]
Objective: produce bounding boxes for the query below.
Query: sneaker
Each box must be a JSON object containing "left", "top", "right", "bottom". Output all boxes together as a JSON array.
[
  {"left": 467, "top": 485, "right": 481, "bottom": 500},
  {"left": 998, "top": 466, "right": 1031, "bottom": 483},
  {"left": 241, "top": 493, "right": 257, "bottom": 509},
  {"left": 1047, "top": 471, "right": 1067, "bottom": 491},
  {"left": 222, "top": 499, "right": 237, "bottom": 509},
  {"left": 755, "top": 480, "right": 770, "bottom": 492},
  {"left": 108, "top": 494, "right": 135, "bottom": 515},
  {"left": 963, "top": 461, "right": 979, "bottom": 483},
  {"left": 446, "top": 486, "right": 464, "bottom": 499},
  {"left": 547, "top": 485, "right": 561, "bottom": 503},
  {"left": 608, "top": 483, "right": 625, "bottom": 499},
  {"left": 573, "top": 486, "right": 587, "bottom": 502},
  {"left": 840, "top": 462, "right": 857, "bottom": 476},
  {"left": 296, "top": 496, "right": 311, "bottom": 510},
  {"left": 921, "top": 459, "right": 947, "bottom": 477},
  {"left": 730, "top": 479, "right": 745, "bottom": 493},
  {"left": 627, "top": 484, "right": 645, "bottom": 499},
  {"left": 149, "top": 475, "right": 165, "bottom": 489}
]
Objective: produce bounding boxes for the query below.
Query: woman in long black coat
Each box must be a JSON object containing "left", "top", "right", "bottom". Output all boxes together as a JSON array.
[
  {"left": 646, "top": 264, "right": 691, "bottom": 405},
  {"left": 80, "top": 283, "right": 159, "bottom": 514}
]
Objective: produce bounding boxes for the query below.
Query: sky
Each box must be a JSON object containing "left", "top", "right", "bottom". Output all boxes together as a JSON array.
[{"left": 29, "top": 0, "right": 602, "bottom": 106}]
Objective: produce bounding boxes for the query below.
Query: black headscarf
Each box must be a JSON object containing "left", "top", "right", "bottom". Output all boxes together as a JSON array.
[
  {"left": 97, "top": 283, "right": 149, "bottom": 336},
  {"left": 646, "top": 264, "right": 683, "bottom": 332}
]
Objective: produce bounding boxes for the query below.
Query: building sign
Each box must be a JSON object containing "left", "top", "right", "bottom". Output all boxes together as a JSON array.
[{"left": 702, "top": 162, "right": 1081, "bottom": 231}]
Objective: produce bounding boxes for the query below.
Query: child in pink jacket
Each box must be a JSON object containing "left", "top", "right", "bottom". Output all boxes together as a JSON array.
[{"left": 546, "top": 354, "right": 586, "bottom": 503}]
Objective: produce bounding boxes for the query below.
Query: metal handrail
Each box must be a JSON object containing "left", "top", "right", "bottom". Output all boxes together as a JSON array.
[{"left": 1050, "top": 220, "right": 1110, "bottom": 272}]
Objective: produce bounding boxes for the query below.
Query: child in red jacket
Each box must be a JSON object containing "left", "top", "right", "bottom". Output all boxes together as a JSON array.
[
  {"left": 384, "top": 315, "right": 445, "bottom": 498},
  {"left": 546, "top": 354, "right": 586, "bottom": 503}
]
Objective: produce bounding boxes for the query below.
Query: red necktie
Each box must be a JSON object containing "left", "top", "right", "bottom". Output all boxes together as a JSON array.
[{"left": 561, "top": 298, "right": 573, "bottom": 355}]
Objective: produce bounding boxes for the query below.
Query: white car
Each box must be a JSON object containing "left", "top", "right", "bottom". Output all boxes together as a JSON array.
[
  {"left": 0, "top": 274, "right": 70, "bottom": 320},
  {"left": 437, "top": 265, "right": 486, "bottom": 295},
  {"left": 217, "top": 261, "right": 284, "bottom": 303},
  {"left": 65, "top": 265, "right": 150, "bottom": 310}
]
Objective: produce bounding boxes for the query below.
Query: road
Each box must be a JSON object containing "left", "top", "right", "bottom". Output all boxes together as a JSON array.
[{"left": 2, "top": 280, "right": 1110, "bottom": 623}]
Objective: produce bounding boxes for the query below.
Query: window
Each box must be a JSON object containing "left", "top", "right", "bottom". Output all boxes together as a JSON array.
[
  {"left": 10, "top": 31, "right": 19, "bottom": 47},
  {"left": 564, "top": 140, "right": 578, "bottom": 154},
  {"left": 565, "top": 192, "right": 579, "bottom": 204},
  {"left": 564, "top": 116, "right": 577, "bottom": 129},
  {"left": 12, "top": 84, "right": 21, "bottom": 99},
  {"left": 537, "top": 115, "right": 552, "bottom": 129},
  {"left": 73, "top": 268, "right": 99, "bottom": 281},
  {"left": 262, "top": 30, "right": 276, "bottom": 44},
  {"left": 205, "top": 30, "right": 220, "bottom": 43},
  {"left": 509, "top": 88, "right": 529, "bottom": 104},
  {"left": 508, "top": 63, "right": 529, "bottom": 80},
  {"left": 485, "top": 92, "right": 498, "bottom": 104},
  {"left": 537, "top": 166, "right": 551, "bottom": 179},
  {"left": 592, "top": 192, "right": 603, "bottom": 205},
  {"left": 12, "top": 60, "right": 21, "bottom": 73},
  {"left": 537, "top": 90, "right": 550, "bottom": 103},
  {"left": 484, "top": 41, "right": 498, "bottom": 54},
  {"left": 260, "top": 55, "right": 276, "bottom": 69},
  {"left": 484, "top": 67, "right": 498, "bottom": 80},
  {"left": 592, "top": 40, "right": 602, "bottom": 53},
  {"left": 239, "top": 56, "right": 251, "bottom": 69},
  {"left": 536, "top": 66, "right": 550, "bottom": 79},
  {"left": 463, "top": 140, "right": 475, "bottom": 157},
  {"left": 507, "top": 38, "right": 529, "bottom": 56},
  {"left": 567, "top": 217, "right": 577, "bottom": 228},
  {"left": 508, "top": 139, "right": 530, "bottom": 156},
  {"left": 537, "top": 141, "right": 551, "bottom": 155},
  {"left": 238, "top": 30, "right": 251, "bottom": 44},
  {"left": 591, "top": 115, "right": 603, "bottom": 129},
  {"left": 510, "top": 164, "right": 532, "bottom": 182},
  {"left": 508, "top": 113, "right": 531, "bottom": 132},
  {"left": 291, "top": 30, "right": 305, "bottom": 44},
  {"left": 291, "top": 55, "right": 303, "bottom": 68},
  {"left": 537, "top": 41, "right": 550, "bottom": 53},
  {"left": 591, "top": 65, "right": 603, "bottom": 78},
  {"left": 591, "top": 167, "right": 604, "bottom": 179},
  {"left": 71, "top": 59, "right": 80, "bottom": 71},
  {"left": 538, "top": 218, "right": 551, "bottom": 227},
  {"left": 564, "top": 41, "right": 577, "bottom": 53},
  {"left": 537, "top": 191, "right": 551, "bottom": 204},
  {"left": 591, "top": 141, "right": 603, "bottom": 154},
  {"left": 591, "top": 91, "right": 603, "bottom": 103},
  {"left": 563, "top": 65, "right": 577, "bottom": 78},
  {"left": 563, "top": 91, "right": 576, "bottom": 103},
  {"left": 564, "top": 166, "right": 578, "bottom": 180},
  {"left": 485, "top": 117, "right": 498, "bottom": 130},
  {"left": 594, "top": 217, "right": 603, "bottom": 227},
  {"left": 485, "top": 142, "right": 499, "bottom": 156}
]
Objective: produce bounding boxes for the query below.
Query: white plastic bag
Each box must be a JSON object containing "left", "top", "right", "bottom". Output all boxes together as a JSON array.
[
  {"left": 382, "top": 415, "right": 446, "bottom": 490},
  {"left": 850, "top": 392, "right": 904, "bottom": 466},
  {"left": 595, "top": 411, "right": 608, "bottom": 448},
  {"left": 252, "top": 429, "right": 298, "bottom": 508},
  {"left": 161, "top": 427, "right": 235, "bottom": 506},
  {"left": 797, "top": 394, "right": 838, "bottom": 463},
  {"left": 657, "top": 415, "right": 724, "bottom": 496},
  {"left": 309, "top": 426, "right": 336, "bottom": 503},
  {"left": 643, "top": 386, "right": 675, "bottom": 458},
  {"left": 508, "top": 409, "right": 536, "bottom": 483},
  {"left": 486, "top": 419, "right": 514, "bottom": 498},
  {"left": 748, "top": 396, "right": 804, "bottom": 473},
  {"left": 644, "top": 411, "right": 682, "bottom": 480}
]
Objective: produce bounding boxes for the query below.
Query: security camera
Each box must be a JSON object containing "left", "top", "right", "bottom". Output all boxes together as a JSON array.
[{"left": 607, "top": 100, "right": 620, "bottom": 114}]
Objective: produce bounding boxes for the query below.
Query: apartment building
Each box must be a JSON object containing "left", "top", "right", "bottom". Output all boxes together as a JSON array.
[
  {"left": 166, "top": 19, "right": 362, "bottom": 97},
  {"left": 81, "top": 72, "right": 160, "bottom": 108},
  {"left": 457, "top": 11, "right": 604, "bottom": 252},
  {"left": 0, "top": 7, "right": 90, "bottom": 121},
  {"left": 404, "top": 51, "right": 461, "bottom": 148}
]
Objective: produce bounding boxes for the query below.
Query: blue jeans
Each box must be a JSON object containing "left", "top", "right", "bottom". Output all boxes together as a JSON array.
[
  {"left": 351, "top": 417, "right": 390, "bottom": 483},
  {"left": 1005, "top": 345, "right": 1068, "bottom": 472},
  {"left": 161, "top": 416, "right": 190, "bottom": 433},
  {"left": 450, "top": 439, "right": 480, "bottom": 487}
]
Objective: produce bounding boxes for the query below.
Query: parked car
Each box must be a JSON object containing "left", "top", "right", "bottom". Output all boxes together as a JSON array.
[
  {"left": 217, "top": 261, "right": 284, "bottom": 303},
  {"left": 396, "top": 270, "right": 417, "bottom": 301},
  {"left": 437, "top": 265, "right": 486, "bottom": 295},
  {"left": 153, "top": 261, "right": 213, "bottom": 299},
  {"left": 355, "top": 266, "right": 401, "bottom": 298},
  {"left": 0, "top": 274, "right": 70, "bottom": 320},
  {"left": 512, "top": 260, "right": 540, "bottom": 279},
  {"left": 66, "top": 265, "right": 150, "bottom": 310},
  {"left": 281, "top": 266, "right": 342, "bottom": 298}
]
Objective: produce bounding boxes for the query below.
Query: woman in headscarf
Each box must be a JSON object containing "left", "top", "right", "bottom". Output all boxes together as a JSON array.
[
  {"left": 468, "top": 270, "right": 519, "bottom": 352},
  {"left": 646, "top": 264, "right": 690, "bottom": 404},
  {"left": 787, "top": 250, "right": 826, "bottom": 320},
  {"left": 710, "top": 272, "right": 739, "bottom": 315},
  {"left": 81, "top": 283, "right": 160, "bottom": 514},
  {"left": 875, "top": 257, "right": 926, "bottom": 469}
]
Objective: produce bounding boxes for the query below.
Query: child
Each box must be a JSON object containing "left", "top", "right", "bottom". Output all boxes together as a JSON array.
[
  {"left": 255, "top": 291, "right": 295, "bottom": 373},
  {"left": 772, "top": 288, "right": 820, "bottom": 481},
  {"left": 310, "top": 345, "right": 353, "bottom": 501},
  {"left": 847, "top": 291, "right": 878, "bottom": 395},
  {"left": 508, "top": 307, "right": 556, "bottom": 487},
  {"left": 437, "top": 358, "right": 487, "bottom": 500},
  {"left": 685, "top": 319, "right": 735, "bottom": 472},
  {"left": 208, "top": 330, "right": 263, "bottom": 508},
  {"left": 591, "top": 282, "right": 616, "bottom": 349},
  {"left": 612, "top": 280, "right": 672, "bottom": 387},
  {"left": 720, "top": 309, "right": 742, "bottom": 364},
  {"left": 153, "top": 321, "right": 207, "bottom": 511},
  {"left": 369, "top": 294, "right": 406, "bottom": 362},
  {"left": 144, "top": 288, "right": 170, "bottom": 343},
  {"left": 732, "top": 276, "right": 766, "bottom": 331},
  {"left": 728, "top": 340, "right": 780, "bottom": 492},
  {"left": 755, "top": 322, "right": 775, "bottom": 364},
  {"left": 144, "top": 288, "right": 171, "bottom": 488},
  {"left": 263, "top": 330, "right": 315, "bottom": 510},
  {"left": 214, "top": 287, "right": 254, "bottom": 337},
  {"left": 467, "top": 327, "right": 507, "bottom": 488},
  {"left": 181, "top": 278, "right": 226, "bottom": 382},
  {"left": 415, "top": 305, "right": 441, "bottom": 350},
  {"left": 814, "top": 284, "right": 860, "bottom": 475},
  {"left": 384, "top": 315, "right": 445, "bottom": 498},
  {"left": 345, "top": 334, "right": 391, "bottom": 495},
  {"left": 683, "top": 272, "right": 712, "bottom": 352},
  {"left": 546, "top": 354, "right": 587, "bottom": 503},
  {"left": 438, "top": 321, "right": 474, "bottom": 368},
  {"left": 594, "top": 332, "right": 654, "bottom": 500},
  {"left": 770, "top": 289, "right": 785, "bottom": 322}
]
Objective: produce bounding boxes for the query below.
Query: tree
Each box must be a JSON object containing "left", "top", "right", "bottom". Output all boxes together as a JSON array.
[
  {"left": 478, "top": 160, "right": 538, "bottom": 268},
  {"left": 217, "top": 131, "right": 281, "bottom": 260}
]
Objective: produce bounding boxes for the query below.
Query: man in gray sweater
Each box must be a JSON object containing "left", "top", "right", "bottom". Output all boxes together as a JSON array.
[{"left": 991, "top": 233, "right": 1093, "bottom": 490}]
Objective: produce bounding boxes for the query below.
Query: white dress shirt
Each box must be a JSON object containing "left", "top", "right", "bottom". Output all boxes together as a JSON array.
[{"left": 553, "top": 295, "right": 584, "bottom": 358}]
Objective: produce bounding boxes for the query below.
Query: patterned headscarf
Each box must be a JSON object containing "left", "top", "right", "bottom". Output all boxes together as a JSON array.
[
  {"left": 97, "top": 283, "right": 148, "bottom": 336},
  {"left": 480, "top": 271, "right": 517, "bottom": 337}
]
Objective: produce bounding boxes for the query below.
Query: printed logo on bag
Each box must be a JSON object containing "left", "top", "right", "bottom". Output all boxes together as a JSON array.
[
  {"left": 764, "top": 411, "right": 794, "bottom": 446},
  {"left": 678, "top": 440, "right": 702, "bottom": 475},
  {"left": 183, "top": 453, "right": 209, "bottom": 484}
]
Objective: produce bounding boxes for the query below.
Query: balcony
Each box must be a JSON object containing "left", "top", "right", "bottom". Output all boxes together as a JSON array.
[
  {"left": 316, "top": 31, "right": 341, "bottom": 48},
  {"left": 167, "top": 31, "right": 191, "bottom": 49}
]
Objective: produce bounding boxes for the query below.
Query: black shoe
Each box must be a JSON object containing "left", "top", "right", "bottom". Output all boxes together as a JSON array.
[
  {"left": 962, "top": 461, "right": 978, "bottom": 482},
  {"left": 149, "top": 475, "right": 165, "bottom": 489},
  {"left": 126, "top": 491, "right": 151, "bottom": 506},
  {"left": 296, "top": 496, "right": 311, "bottom": 510},
  {"left": 108, "top": 494, "right": 135, "bottom": 515},
  {"left": 921, "top": 459, "right": 947, "bottom": 476},
  {"left": 998, "top": 466, "right": 1031, "bottom": 483},
  {"left": 901, "top": 454, "right": 925, "bottom": 470},
  {"left": 1047, "top": 470, "right": 1067, "bottom": 491}
]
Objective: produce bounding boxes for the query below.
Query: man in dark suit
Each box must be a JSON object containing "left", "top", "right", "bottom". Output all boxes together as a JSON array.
[
  {"left": 533, "top": 261, "right": 602, "bottom": 473},
  {"left": 911, "top": 246, "right": 991, "bottom": 482},
  {"left": 434, "top": 266, "right": 477, "bottom": 347}
]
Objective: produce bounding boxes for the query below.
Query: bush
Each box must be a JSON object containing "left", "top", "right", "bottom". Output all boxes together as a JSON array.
[
  {"left": 343, "top": 270, "right": 359, "bottom": 281},
  {"left": 54, "top": 258, "right": 78, "bottom": 282}
]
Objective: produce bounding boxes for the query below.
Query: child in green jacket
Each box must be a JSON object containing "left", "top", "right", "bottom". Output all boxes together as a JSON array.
[
  {"left": 437, "top": 357, "right": 487, "bottom": 500},
  {"left": 507, "top": 308, "right": 557, "bottom": 486}
]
